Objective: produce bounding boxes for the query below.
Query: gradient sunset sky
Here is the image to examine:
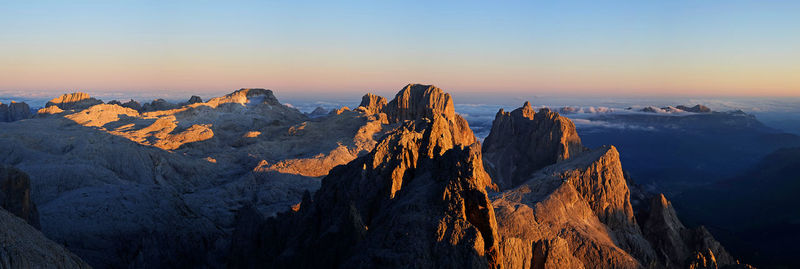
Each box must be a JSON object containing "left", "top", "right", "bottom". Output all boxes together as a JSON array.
[{"left": 1, "top": 0, "right": 798, "bottom": 97}]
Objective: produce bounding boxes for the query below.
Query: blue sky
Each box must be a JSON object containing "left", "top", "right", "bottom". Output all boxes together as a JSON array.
[{"left": 1, "top": 0, "right": 798, "bottom": 96}]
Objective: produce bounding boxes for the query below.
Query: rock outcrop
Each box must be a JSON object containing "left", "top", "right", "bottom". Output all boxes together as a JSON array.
[
  {"left": 640, "top": 194, "right": 748, "bottom": 269},
  {"left": 230, "top": 85, "right": 500, "bottom": 268},
  {"left": 1, "top": 165, "right": 39, "bottom": 228},
  {"left": 482, "top": 102, "right": 584, "bottom": 189},
  {"left": 0, "top": 208, "right": 90, "bottom": 269},
  {"left": 46, "top": 92, "right": 103, "bottom": 110},
  {"left": 486, "top": 101, "right": 751, "bottom": 269},
  {"left": 357, "top": 93, "right": 387, "bottom": 115},
  {"left": 493, "top": 146, "right": 655, "bottom": 269},
  {"left": 121, "top": 99, "right": 142, "bottom": 110},
  {"left": 141, "top": 98, "right": 178, "bottom": 112},
  {"left": 185, "top": 95, "right": 203, "bottom": 105},
  {"left": 0, "top": 101, "right": 32, "bottom": 122},
  {"left": 36, "top": 105, "right": 65, "bottom": 115},
  {"left": 676, "top": 104, "right": 712, "bottom": 113}
]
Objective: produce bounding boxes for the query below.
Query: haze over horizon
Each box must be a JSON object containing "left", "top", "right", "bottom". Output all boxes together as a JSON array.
[{"left": 2, "top": 0, "right": 799, "bottom": 97}]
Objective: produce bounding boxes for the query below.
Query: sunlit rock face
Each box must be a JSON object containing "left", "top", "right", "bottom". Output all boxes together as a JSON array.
[
  {"left": 493, "top": 146, "right": 653, "bottom": 269},
  {"left": 482, "top": 102, "right": 585, "bottom": 190},
  {"left": 485, "top": 103, "right": 752, "bottom": 269},
  {"left": 0, "top": 101, "right": 32, "bottom": 122},
  {"left": 0, "top": 87, "right": 394, "bottom": 268},
  {"left": 230, "top": 85, "right": 502, "bottom": 269},
  {"left": 357, "top": 92, "right": 388, "bottom": 115},
  {"left": 45, "top": 92, "right": 103, "bottom": 111}
]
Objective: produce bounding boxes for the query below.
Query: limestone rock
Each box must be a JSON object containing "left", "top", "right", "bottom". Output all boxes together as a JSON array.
[
  {"left": 141, "top": 98, "right": 178, "bottom": 112},
  {"left": 640, "top": 194, "right": 746, "bottom": 269},
  {"left": 233, "top": 107, "right": 499, "bottom": 268},
  {"left": 482, "top": 102, "right": 585, "bottom": 189},
  {"left": 36, "top": 105, "right": 65, "bottom": 116},
  {"left": 0, "top": 101, "right": 32, "bottom": 122},
  {"left": 46, "top": 92, "right": 103, "bottom": 110},
  {"left": 186, "top": 95, "right": 203, "bottom": 105},
  {"left": 493, "top": 146, "right": 654, "bottom": 269},
  {"left": 307, "top": 106, "right": 328, "bottom": 118},
  {"left": 676, "top": 104, "right": 712, "bottom": 113},
  {"left": 0, "top": 209, "right": 90, "bottom": 269},
  {"left": 384, "top": 84, "right": 455, "bottom": 123},
  {"left": 121, "top": 99, "right": 142, "bottom": 110},
  {"left": 357, "top": 93, "right": 387, "bottom": 115},
  {"left": 0, "top": 165, "right": 39, "bottom": 228}
]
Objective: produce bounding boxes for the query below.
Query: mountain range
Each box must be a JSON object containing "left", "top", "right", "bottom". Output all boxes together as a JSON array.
[{"left": 0, "top": 84, "right": 758, "bottom": 268}]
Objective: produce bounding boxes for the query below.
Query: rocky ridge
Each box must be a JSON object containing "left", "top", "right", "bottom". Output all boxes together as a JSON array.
[
  {"left": 486, "top": 102, "right": 751, "bottom": 269},
  {"left": 0, "top": 101, "right": 32, "bottom": 122},
  {"left": 482, "top": 102, "right": 585, "bottom": 189}
]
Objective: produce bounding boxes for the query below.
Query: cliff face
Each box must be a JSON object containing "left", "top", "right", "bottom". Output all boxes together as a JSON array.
[
  {"left": 0, "top": 101, "right": 32, "bottom": 122},
  {"left": 231, "top": 85, "right": 500, "bottom": 268},
  {"left": 0, "top": 165, "right": 40, "bottom": 228},
  {"left": 640, "top": 194, "right": 748, "bottom": 269},
  {"left": 357, "top": 93, "right": 387, "bottom": 115},
  {"left": 482, "top": 102, "right": 584, "bottom": 189},
  {"left": 45, "top": 92, "right": 103, "bottom": 110},
  {"left": 493, "top": 146, "right": 653, "bottom": 269},
  {"left": 486, "top": 102, "right": 751, "bottom": 269}
]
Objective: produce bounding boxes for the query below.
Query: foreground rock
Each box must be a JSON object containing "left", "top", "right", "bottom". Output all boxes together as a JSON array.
[
  {"left": 0, "top": 208, "right": 91, "bottom": 269},
  {"left": 1, "top": 165, "right": 40, "bottom": 228},
  {"left": 482, "top": 102, "right": 584, "bottom": 189}
]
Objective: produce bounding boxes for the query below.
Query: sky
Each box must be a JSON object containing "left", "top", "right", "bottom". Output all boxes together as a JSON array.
[{"left": 1, "top": 0, "right": 799, "bottom": 98}]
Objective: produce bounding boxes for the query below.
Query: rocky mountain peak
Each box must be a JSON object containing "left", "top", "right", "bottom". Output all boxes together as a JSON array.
[
  {"left": 232, "top": 109, "right": 500, "bottom": 268},
  {"left": 206, "top": 88, "right": 281, "bottom": 107},
  {"left": 357, "top": 93, "right": 387, "bottom": 114},
  {"left": 384, "top": 84, "right": 456, "bottom": 123},
  {"left": 45, "top": 92, "right": 103, "bottom": 110},
  {"left": 482, "top": 101, "right": 585, "bottom": 189}
]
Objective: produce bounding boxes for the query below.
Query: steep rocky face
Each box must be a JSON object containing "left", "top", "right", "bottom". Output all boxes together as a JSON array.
[
  {"left": 230, "top": 85, "right": 499, "bottom": 268},
  {"left": 482, "top": 102, "right": 584, "bottom": 189},
  {"left": 493, "top": 146, "right": 654, "bottom": 269},
  {"left": 237, "top": 115, "right": 500, "bottom": 268},
  {"left": 385, "top": 84, "right": 455, "bottom": 122},
  {"left": 640, "top": 194, "right": 748, "bottom": 269},
  {"left": 0, "top": 101, "right": 32, "bottom": 122},
  {"left": 46, "top": 92, "right": 103, "bottom": 110},
  {"left": 0, "top": 209, "right": 90, "bottom": 269},
  {"left": 357, "top": 93, "right": 387, "bottom": 114},
  {"left": 0, "top": 165, "right": 40, "bottom": 228}
]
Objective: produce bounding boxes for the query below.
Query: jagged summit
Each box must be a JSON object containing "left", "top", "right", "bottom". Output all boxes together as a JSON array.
[
  {"left": 235, "top": 113, "right": 501, "bottom": 268},
  {"left": 45, "top": 92, "right": 103, "bottom": 110},
  {"left": 357, "top": 93, "right": 387, "bottom": 115},
  {"left": 483, "top": 101, "right": 585, "bottom": 189},
  {"left": 384, "top": 84, "right": 456, "bottom": 123}
]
